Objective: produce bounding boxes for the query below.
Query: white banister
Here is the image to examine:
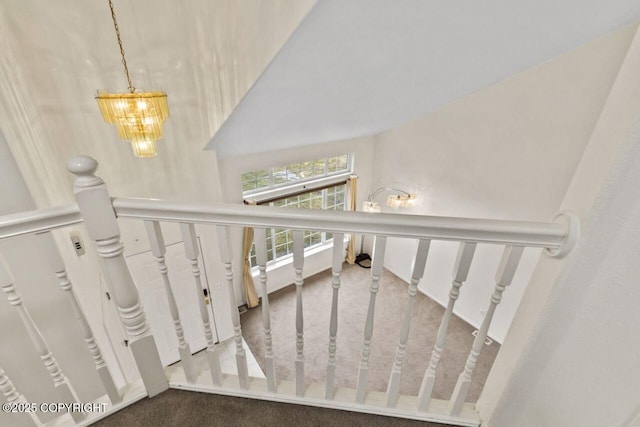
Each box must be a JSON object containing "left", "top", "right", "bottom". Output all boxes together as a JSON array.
[
  {"left": 355, "top": 236, "right": 387, "bottom": 404},
  {"left": 0, "top": 365, "right": 40, "bottom": 427},
  {"left": 39, "top": 232, "right": 121, "bottom": 404},
  {"left": 146, "top": 221, "right": 197, "bottom": 384},
  {"left": 112, "top": 198, "right": 577, "bottom": 256},
  {"left": 292, "top": 230, "right": 305, "bottom": 397},
  {"left": 216, "top": 225, "right": 250, "bottom": 389},
  {"left": 386, "top": 238, "right": 431, "bottom": 408},
  {"left": 448, "top": 245, "right": 524, "bottom": 416},
  {"left": 180, "top": 223, "right": 222, "bottom": 386},
  {"left": 325, "top": 233, "right": 344, "bottom": 400},
  {"left": 0, "top": 152, "right": 585, "bottom": 426},
  {"left": 254, "top": 227, "right": 276, "bottom": 392},
  {"left": 0, "top": 257, "right": 85, "bottom": 422},
  {"left": 418, "top": 242, "right": 477, "bottom": 411},
  {"left": 0, "top": 204, "right": 82, "bottom": 240},
  {"left": 67, "top": 156, "right": 168, "bottom": 397}
]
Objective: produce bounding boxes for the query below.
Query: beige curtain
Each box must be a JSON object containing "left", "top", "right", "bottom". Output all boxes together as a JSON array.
[
  {"left": 346, "top": 174, "right": 358, "bottom": 264},
  {"left": 241, "top": 200, "right": 260, "bottom": 308}
]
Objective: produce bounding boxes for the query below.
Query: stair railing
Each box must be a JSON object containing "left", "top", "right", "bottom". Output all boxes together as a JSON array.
[{"left": 0, "top": 155, "right": 579, "bottom": 426}]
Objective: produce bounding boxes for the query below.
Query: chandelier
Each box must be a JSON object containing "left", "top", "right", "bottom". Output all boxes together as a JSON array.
[{"left": 96, "top": 0, "right": 169, "bottom": 158}]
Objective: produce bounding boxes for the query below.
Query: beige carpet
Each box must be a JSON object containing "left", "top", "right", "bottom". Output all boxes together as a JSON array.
[
  {"left": 240, "top": 263, "right": 499, "bottom": 402},
  {"left": 94, "top": 263, "right": 497, "bottom": 426}
]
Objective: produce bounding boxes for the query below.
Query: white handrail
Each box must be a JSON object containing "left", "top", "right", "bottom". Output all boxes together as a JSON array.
[
  {"left": 112, "top": 197, "right": 575, "bottom": 255},
  {"left": 0, "top": 197, "right": 577, "bottom": 257},
  {"left": 0, "top": 204, "right": 82, "bottom": 239}
]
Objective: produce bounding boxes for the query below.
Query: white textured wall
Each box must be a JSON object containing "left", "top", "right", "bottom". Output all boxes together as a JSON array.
[
  {"left": 489, "top": 135, "right": 640, "bottom": 426},
  {"left": 0, "top": 0, "right": 315, "bottom": 209},
  {"left": 370, "top": 24, "right": 637, "bottom": 342},
  {"left": 480, "top": 23, "right": 640, "bottom": 427}
]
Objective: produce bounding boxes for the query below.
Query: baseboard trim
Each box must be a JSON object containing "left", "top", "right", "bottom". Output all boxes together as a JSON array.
[{"left": 166, "top": 365, "right": 480, "bottom": 427}]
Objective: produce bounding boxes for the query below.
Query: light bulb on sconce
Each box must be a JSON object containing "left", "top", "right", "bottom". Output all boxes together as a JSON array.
[
  {"left": 362, "top": 201, "right": 381, "bottom": 213},
  {"left": 386, "top": 193, "right": 418, "bottom": 209},
  {"left": 357, "top": 187, "right": 419, "bottom": 268}
]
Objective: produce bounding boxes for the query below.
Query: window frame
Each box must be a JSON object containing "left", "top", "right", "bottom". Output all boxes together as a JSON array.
[
  {"left": 245, "top": 172, "right": 352, "bottom": 206},
  {"left": 241, "top": 155, "right": 353, "bottom": 268},
  {"left": 242, "top": 155, "right": 352, "bottom": 200},
  {"left": 249, "top": 183, "right": 347, "bottom": 267}
]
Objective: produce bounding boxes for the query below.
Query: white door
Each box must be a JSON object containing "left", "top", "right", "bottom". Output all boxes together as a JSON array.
[{"left": 125, "top": 238, "right": 217, "bottom": 367}]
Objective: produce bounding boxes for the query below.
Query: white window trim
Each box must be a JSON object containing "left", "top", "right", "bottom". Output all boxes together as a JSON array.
[
  {"left": 248, "top": 181, "right": 348, "bottom": 267},
  {"left": 244, "top": 171, "right": 352, "bottom": 205},
  {"left": 251, "top": 234, "right": 350, "bottom": 277}
]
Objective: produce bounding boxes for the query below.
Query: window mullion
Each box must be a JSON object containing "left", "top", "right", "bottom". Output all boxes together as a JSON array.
[{"left": 270, "top": 228, "right": 276, "bottom": 262}]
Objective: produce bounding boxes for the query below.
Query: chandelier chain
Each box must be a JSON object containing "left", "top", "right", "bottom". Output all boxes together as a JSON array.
[{"left": 108, "top": 0, "right": 135, "bottom": 93}]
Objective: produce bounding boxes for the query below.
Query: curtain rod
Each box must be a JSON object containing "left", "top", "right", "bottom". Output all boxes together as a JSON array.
[{"left": 245, "top": 179, "right": 348, "bottom": 206}]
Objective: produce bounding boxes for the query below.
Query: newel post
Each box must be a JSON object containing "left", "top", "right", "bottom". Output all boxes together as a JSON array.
[{"left": 67, "top": 156, "right": 168, "bottom": 397}]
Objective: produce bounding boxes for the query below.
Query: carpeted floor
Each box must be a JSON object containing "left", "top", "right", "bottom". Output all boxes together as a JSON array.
[
  {"left": 240, "top": 263, "right": 499, "bottom": 402},
  {"left": 94, "top": 264, "right": 498, "bottom": 426},
  {"left": 94, "top": 389, "right": 452, "bottom": 426}
]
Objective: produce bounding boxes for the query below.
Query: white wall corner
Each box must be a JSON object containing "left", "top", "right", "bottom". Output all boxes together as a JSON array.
[{"left": 478, "top": 22, "right": 640, "bottom": 427}]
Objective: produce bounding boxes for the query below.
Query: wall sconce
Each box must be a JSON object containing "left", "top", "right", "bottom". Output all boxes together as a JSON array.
[
  {"left": 362, "top": 187, "right": 418, "bottom": 212},
  {"left": 357, "top": 187, "right": 419, "bottom": 267}
]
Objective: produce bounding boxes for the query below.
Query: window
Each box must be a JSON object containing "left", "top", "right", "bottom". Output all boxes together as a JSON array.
[
  {"left": 242, "top": 154, "right": 350, "bottom": 194},
  {"left": 242, "top": 155, "right": 351, "bottom": 267}
]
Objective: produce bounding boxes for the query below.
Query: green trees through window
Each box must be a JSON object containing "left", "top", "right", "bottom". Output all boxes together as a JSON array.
[
  {"left": 241, "top": 154, "right": 350, "bottom": 193},
  {"left": 242, "top": 154, "right": 350, "bottom": 267}
]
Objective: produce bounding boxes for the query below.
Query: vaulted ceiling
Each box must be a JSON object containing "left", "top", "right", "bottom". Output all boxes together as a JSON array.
[
  {"left": 207, "top": 0, "right": 640, "bottom": 157},
  {"left": 2, "top": 1, "right": 640, "bottom": 207}
]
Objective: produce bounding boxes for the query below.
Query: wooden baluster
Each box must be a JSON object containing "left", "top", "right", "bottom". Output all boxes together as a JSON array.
[
  {"left": 355, "top": 236, "right": 387, "bottom": 404},
  {"left": 418, "top": 242, "right": 477, "bottom": 411},
  {"left": 0, "top": 257, "right": 85, "bottom": 422},
  {"left": 292, "top": 230, "right": 305, "bottom": 397},
  {"left": 38, "top": 232, "right": 121, "bottom": 404},
  {"left": 325, "top": 233, "right": 344, "bottom": 400},
  {"left": 0, "top": 365, "right": 41, "bottom": 427},
  {"left": 145, "top": 221, "right": 197, "bottom": 384},
  {"left": 449, "top": 245, "right": 524, "bottom": 416},
  {"left": 216, "top": 225, "right": 249, "bottom": 389},
  {"left": 67, "top": 156, "right": 168, "bottom": 397},
  {"left": 386, "top": 239, "right": 431, "bottom": 408},
  {"left": 254, "top": 228, "right": 276, "bottom": 392},
  {"left": 180, "top": 223, "right": 222, "bottom": 386}
]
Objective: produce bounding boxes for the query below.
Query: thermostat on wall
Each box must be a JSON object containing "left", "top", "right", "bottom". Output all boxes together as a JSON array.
[{"left": 70, "top": 231, "right": 85, "bottom": 256}]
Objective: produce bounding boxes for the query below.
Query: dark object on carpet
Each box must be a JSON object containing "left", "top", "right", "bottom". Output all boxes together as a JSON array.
[
  {"left": 355, "top": 252, "right": 372, "bottom": 268},
  {"left": 94, "top": 389, "right": 452, "bottom": 426}
]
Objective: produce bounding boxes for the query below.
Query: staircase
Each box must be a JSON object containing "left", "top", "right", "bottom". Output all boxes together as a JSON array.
[{"left": 0, "top": 156, "right": 579, "bottom": 427}]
